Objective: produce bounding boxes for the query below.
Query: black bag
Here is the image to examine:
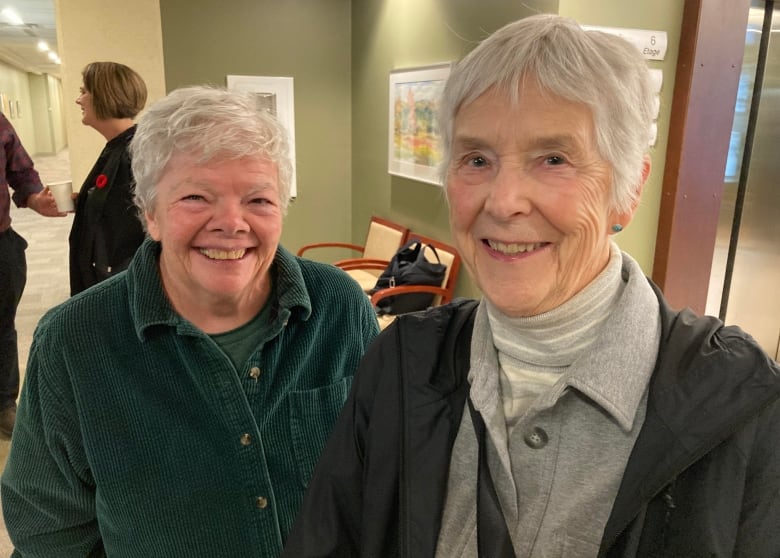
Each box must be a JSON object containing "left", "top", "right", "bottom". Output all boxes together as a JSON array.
[{"left": 370, "top": 239, "right": 447, "bottom": 315}]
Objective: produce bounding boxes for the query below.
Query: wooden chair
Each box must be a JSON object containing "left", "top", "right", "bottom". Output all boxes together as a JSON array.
[
  {"left": 368, "top": 233, "right": 461, "bottom": 329},
  {"left": 296, "top": 216, "right": 408, "bottom": 291}
]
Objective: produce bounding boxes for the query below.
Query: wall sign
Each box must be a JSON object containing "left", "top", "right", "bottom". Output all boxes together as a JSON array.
[
  {"left": 583, "top": 26, "right": 667, "bottom": 146},
  {"left": 582, "top": 25, "right": 668, "bottom": 61}
]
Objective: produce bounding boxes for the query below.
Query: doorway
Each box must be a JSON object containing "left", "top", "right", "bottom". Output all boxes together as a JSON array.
[{"left": 706, "top": 0, "right": 780, "bottom": 360}]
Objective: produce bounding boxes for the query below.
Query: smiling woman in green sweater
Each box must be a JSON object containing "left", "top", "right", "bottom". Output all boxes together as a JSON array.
[{"left": 1, "top": 86, "right": 379, "bottom": 557}]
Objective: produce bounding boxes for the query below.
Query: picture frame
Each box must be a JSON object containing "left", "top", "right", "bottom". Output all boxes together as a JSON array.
[
  {"left": 226, "top": 74, "right": 297, "bottom": 199},
  {"left": 387, "top": 62, "right": 451, "bottom": 186}
]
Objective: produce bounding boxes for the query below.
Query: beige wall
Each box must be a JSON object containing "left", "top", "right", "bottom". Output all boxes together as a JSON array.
[
  {"left": 0, "top": 67, "right": 65, "bottom": 158},
  {"left": 29, "top": 75, "right": 52, "bottom": 154},
  {"left": 0, "top": 61, "right": 37, "bottom": 152},
  {"left": 55, "top": 0, "right": 166, "bottom": 191},
  {"left": 47, "top": 74, "right": 67, "bottom": 153}
]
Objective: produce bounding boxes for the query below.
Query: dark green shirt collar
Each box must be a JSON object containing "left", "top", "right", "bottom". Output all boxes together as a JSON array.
[{"left": 127, "top": 238, "right": 312, "bottom": 341}]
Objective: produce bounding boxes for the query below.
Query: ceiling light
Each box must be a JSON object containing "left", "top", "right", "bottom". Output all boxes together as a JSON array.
[
  {"left": 37, "top": 40, "right": 49, "bottom": 51},
  {"left": 1, "top": 7, "right": 24, "bottom": 26},
  {"left": 47, "top": 51, "right": 60, "bottom": 64}
]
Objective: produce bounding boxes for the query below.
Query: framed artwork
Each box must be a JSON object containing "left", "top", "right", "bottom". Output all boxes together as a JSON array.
[
  {"left": 387, "top": 62, "right": 451, "bottom": 186},
  {"left": 226, "top": 74, "right": 297, "bottom": 199}
]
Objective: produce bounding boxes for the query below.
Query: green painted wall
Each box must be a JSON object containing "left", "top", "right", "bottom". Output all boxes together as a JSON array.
[
  {"left": 558, "top": 0, "right": 684, "bottom": 275},
  {"left": 352, "top": 0, "right": 684, "bottom": 298},
  {"left": 159, "top": 0, "right": 353, "bottom": 254},
  {"left": 351, "top": 0, "right": 558, "bottom": 299},
  {"left": 159, "top": 0, "right": 684, "bottom": 299}
]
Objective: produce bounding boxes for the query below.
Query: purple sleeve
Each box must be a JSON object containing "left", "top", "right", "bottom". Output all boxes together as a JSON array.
[{"left": 1, "top": 114, "right": 44, "bottom": 207}]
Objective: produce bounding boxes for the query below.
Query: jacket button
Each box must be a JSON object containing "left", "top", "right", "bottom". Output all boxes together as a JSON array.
[
  {"left": 240, "top": 433, "right": 253, "bottom": 446},
  {"left": 523, "top": 426, "right": 548, "bottom": 449},
  {"left": 256, "top": 496, "right": 268, "bottom": 509},
  {"left": 249, "top": 367, "right": 261, "bottom": 379}
]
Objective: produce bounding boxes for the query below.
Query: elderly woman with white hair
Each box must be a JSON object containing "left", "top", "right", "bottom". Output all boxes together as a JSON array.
[
  {"left": 2, "top": 86, "right": 379, "bottom": 557},
  {"left": 283, "top": 14, "right": 780, "bottom": 558}
]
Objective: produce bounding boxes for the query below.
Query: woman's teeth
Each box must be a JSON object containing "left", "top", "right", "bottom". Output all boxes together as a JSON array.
[
  {"left": 199, "top": 248, "right": 246, "bottom": 260},
  {"left": 487, "top": 240, "right": 543, "bottom": 255}
]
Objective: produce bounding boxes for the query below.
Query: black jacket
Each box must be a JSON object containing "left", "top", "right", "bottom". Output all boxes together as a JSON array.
[
  {"left": 69, "top": 126, "right": 145, "bottom": 296},
  {"left": 283, "top": 289, "right": 780, "bottom": 557}
]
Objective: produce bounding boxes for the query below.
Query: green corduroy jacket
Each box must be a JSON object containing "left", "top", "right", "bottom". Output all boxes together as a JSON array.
[{"left": 2, "top": 238, "right": 379, "bottom": 557}]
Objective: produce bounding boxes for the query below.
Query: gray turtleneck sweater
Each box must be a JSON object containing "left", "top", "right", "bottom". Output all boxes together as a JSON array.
[{"left": 436, "top": 245, "right": 661, "bottom": 558}]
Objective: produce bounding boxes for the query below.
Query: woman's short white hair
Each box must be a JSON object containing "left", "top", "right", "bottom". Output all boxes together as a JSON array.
[
  {"left": 130, "top": 85, "right": 293, "bottom": 216},
  {"left": 439, "top": 14, "right": 655, "bottom": 215}
]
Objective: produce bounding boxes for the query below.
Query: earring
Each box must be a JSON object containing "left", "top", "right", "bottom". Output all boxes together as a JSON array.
[{"left": 611, "top": 224, "right": 623, "bottom": 233}]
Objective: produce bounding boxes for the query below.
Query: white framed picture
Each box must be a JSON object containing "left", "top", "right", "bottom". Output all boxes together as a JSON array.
[{"left": 226, "top": 75, "right": 297, "bottom": 199}]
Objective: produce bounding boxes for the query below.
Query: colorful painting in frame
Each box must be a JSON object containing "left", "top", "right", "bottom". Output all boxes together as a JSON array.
[{"left": 388, "top": 63, "right": 451, "bottom": 186}]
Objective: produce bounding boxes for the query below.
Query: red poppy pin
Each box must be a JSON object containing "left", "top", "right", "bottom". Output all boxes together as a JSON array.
[{"left": 95, "top": 174, "right": 108, "bottom": 189}]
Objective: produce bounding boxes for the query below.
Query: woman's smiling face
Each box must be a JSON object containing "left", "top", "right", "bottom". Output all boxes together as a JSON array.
[
  {"left": 446, "top": 79, "right": 632, "bottom": 317},
  {"left": 144, "top": 153, "right": 283, "bottom": 319}
]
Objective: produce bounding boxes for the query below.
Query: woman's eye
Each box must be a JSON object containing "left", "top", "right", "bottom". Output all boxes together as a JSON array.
[
  {"left": 182, "top": 194, "right": 204, "bottom": 201},
  {"left": 466, "top": 155, "right": 488, "bottom": 168},
  {"left": 545, "top": 155, "right": 566, "bottom": 166}
]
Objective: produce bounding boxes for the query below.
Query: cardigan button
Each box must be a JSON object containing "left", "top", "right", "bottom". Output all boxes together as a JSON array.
[
  {"left": 249, "top": 367, "right": 261, "bottom": 379},
  {"left": 523, "top": 426, "right": 548, "bottom": 449},
  {"left": 256, "top": 496, "right": 268, "bottom": 509},
  {"left": 240, "top": 433, "right": 253, "bottom": 446}
]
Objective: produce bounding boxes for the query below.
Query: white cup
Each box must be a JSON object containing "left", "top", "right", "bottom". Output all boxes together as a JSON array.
[{"left": 48, "top": 181, "right": 74, "bottom": 213}]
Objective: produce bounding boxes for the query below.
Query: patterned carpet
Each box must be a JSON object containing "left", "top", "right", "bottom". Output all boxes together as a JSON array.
[{"left": 0, "top": 149, "right": 72, "bottom": 553}]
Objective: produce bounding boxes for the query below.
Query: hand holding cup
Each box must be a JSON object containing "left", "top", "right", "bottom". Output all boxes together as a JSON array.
[{"left": 47, "top": 181, "right": 75, "bottom": 213}]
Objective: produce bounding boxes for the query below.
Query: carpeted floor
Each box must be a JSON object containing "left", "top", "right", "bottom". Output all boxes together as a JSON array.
[{"left": 0, "top": 149, "right": 72, "bottom": 554}]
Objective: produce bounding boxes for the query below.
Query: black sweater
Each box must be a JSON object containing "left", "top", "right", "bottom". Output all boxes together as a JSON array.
[{"left": 69, "top": 125, "right": 144, "bottom": 295}]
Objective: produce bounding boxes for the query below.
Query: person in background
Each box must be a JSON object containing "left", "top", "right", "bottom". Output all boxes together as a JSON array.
[
  {"left": 0, "top": 113, "right": 64, "bottom": 440},
  {"left": 69, "top": 61, "right": 147, "bottom": 295},
  {"left": 2, "top": 86, "right": 380, "bottom": 556},
  {"left": 283, "top": 14, "right": 779, "bottom": 557}
]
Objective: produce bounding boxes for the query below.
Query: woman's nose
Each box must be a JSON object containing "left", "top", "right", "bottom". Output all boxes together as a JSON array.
[
  {"left": 212, "top": 203, "right": 249, "bottom": 235},
  {"left": 484, "top": 165, "right": 534, "bottom": 218}
]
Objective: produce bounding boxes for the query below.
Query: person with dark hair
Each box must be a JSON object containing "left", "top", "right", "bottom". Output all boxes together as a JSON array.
[
  {"left": 69, "top": 61, "right": 148, "bottom": 295},
  {"left": 0, "top": 113, "right": 63, "bottom": 440},
  {"left": 284, "top": 14, "right": 779, "bottom": 557}
]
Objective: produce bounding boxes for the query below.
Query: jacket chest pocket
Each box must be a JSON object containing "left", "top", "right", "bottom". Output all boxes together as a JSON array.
[{"left": 288, "top": 376, "right": 353, "bottom": 486}]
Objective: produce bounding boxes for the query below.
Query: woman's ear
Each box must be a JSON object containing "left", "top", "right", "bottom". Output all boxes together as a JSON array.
[
  {"left": 628, "top": 155, "right": 652, "bottom": 214},
  {"left": 610, "top": 156, "right": 652, "bottom": 233},
  {"left": 639, "top": 155, "right": 651, "bottom": 192},
  {"left": 145, "top": 210, "right": 161, "bottom": 241}
]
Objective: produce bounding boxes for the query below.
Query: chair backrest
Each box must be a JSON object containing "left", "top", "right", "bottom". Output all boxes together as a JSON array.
[
  {"left": 362, "top": 217, "right": 408, "bottom": 260},
  {"left": 406, "top": 232, "right": 461, "bottom": 306}
]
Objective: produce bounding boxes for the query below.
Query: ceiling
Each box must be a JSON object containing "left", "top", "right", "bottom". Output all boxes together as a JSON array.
[{"left": 0, "top": 0, "right": 59, "bottom": 78}]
